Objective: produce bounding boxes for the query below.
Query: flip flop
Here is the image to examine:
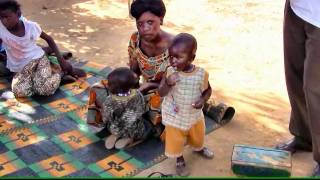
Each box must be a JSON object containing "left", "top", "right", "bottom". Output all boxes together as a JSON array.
[
  {"left": 194, "top": 147, "right": 214, "bottom": 159},
  {"left": 176, "top": 161, "right": 190, "bottom": 177}
]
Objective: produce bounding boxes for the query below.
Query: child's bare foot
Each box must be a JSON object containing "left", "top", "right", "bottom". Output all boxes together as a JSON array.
[
  {"left": 61, "top": 74, "right": 77, "bottom": 84},
  {"left": 71, "top": 68, "right": 86, "bottom": 78},
  {"left": 62, "top": 52, "right": 73, "bottom": 60},
  {"left": 115, "top": 138, "right": 133, "bottom": 149},
  {"left": 105, "top": 134, "right": 119, "bottom": 150},
  {"left": 194, "top": 147, "right": 214, "bottom": 159}
]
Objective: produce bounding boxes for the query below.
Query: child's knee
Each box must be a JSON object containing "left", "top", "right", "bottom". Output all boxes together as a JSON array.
[
  {"left": 34, "top": 74, "right": 61, "bottom": 95},
  {"left": 12, "top": 78, "right": 33, "bottom": 97},
  {"left": 12, "top": 85, "right": 33, "bottom": 97}
]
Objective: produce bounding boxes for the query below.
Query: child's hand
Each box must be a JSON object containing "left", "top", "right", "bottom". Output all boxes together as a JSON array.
[
  {"left": 70, "top": 68, "right": 86, "bottom": 78},
  {"left": 192, "top": 98, "right": 205, "bottom": 109},
  {"left": 166, "top": 72, "right": 180, "bottom": 86},
  {"left": 60, "top": 59, "right": 73, "bottom": 75}
]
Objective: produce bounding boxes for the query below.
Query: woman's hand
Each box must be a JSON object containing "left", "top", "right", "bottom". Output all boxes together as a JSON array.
[{"left": 138, "top": 82, "right": 159, "bottom": 94}]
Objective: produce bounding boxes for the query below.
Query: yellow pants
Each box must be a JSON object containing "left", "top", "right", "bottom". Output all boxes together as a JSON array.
[{"left": 164, "top": 119, "right": 205, "bottom": 158}]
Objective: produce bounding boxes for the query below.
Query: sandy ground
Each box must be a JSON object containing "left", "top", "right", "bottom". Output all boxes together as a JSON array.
[{"left": 19, "top": 0, "right": 314, "bottom": 177}]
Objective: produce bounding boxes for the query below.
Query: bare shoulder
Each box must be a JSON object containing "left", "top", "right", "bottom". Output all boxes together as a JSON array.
[
  {"left": 162, "top": 30, "right": 175, "bottom": 44},
  {"left": 160, "top": 30, "right": 175, "bottom": 49}
]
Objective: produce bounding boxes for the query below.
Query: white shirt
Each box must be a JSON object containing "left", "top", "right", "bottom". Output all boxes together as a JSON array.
[
  {"left": 0, "top": 18, "right": 45, "bottom": 72},
  {"left": 290, "top": 0, "right": 320, "bottom": 28}
]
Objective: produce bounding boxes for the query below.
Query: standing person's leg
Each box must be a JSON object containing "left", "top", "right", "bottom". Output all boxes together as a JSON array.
[
  {"left": 188, "top": 119, "right": 214, "bottom": 159},
  {"left": 33, "top": 56, "right": 61, "bottom": 96},
  {"left": 164, "top": 125, "right": 190, "bottom": 177},
  {"left": 304, "top": 21, "right": 320, "bottom": 176},
  {"left": 276, "top": 0, "right": 312, "bottom": 152}
]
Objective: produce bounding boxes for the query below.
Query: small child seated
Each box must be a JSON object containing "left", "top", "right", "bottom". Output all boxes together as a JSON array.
[
  {"left": 0, "top": 0, "right": 85, "bottom": 97},
  {"left": 87, "top": 67, "right": 151, "bottom": 149},
  {"left": 158, "top": 33, "right": 214, "bottom": 177}
]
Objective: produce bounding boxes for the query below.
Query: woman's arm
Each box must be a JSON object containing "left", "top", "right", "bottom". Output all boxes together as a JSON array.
[
  {"left": 129, "top": 58, "right": 141, "bottom": 76},
  {"left": 40, "top": 31, "right": 72, "bottom": 75},
  {"left": 138, "top": 82, "right": 159, "bottom": 94},
  {"left": 158, "top": 77, "right": 171, "bottom": 97}
]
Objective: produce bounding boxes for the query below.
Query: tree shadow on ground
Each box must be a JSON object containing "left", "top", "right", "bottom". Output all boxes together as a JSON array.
[{"left": 21, "top": 0, "right": 135, "bottom": 68}]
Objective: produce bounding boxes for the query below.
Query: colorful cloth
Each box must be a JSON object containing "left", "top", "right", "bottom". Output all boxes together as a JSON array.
[
  {"left": 128, "top": 32, "right": 170, "bottom": 82},
  {"left": 87, "top": 80, "right": 110, "bottom": 126},
  {"left": 162, "top": 66, "right": 209, "bottom": 131},
  {"left": 11, "top": 55, "right": 61, "bottom": 97},
  {"left": 0, "top": 59, "right": 224, "bottom": 178}
]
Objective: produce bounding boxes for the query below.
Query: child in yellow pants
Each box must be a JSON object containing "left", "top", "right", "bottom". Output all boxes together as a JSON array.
[{"left": 159, "top": 33, "right": 214, "bottom": 177}]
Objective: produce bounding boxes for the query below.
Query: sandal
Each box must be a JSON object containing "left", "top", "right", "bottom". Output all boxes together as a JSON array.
[
  {"left": 176, "top": 161, "right": 190, "bottom": 177},
  {"left": 195, "top": 147, "right": 214, "bottom": 159},
  {"left": 275, "top": 137, "right": 312, "bottom": 153}
]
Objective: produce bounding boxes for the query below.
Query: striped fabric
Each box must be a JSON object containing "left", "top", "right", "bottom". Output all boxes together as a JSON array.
[{"left": 162, "top": 66, "right": 209, "bottom": 130}]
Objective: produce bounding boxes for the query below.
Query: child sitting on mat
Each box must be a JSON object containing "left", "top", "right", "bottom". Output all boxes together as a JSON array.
[
  {"left": 0, "top": 0, "right": 85, "bottom": 97},
  {"left": 87, "top": 67, "right": 152, "bottom": 149},
  {"left": 158, "top": 33, "right": 214, "bottom": 177}
]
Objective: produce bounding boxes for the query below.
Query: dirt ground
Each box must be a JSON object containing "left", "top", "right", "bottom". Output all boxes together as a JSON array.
[{"left": 20, "top": 0, "right": 314, "bottom": 177}]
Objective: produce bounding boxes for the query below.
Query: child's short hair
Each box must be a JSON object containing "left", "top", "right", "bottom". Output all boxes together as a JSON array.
[
  {"left": 107, "top": 67, "right": 138, "bottom": 94},
  {"left": 130, "top": 0, "right": 166, "bottom": 19},
  {"left": 171, "top": 33, "right": 198, "bottom": 55},
  {"left": 0, "top": 0, "right": 21, "bottom": 12}
]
